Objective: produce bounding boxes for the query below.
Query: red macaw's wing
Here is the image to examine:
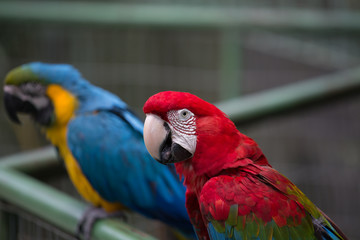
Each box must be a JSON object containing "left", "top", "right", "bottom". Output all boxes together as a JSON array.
[
  {"left": 259, "top": 166, "right": 347, "bottom": 240},
  {"left": 199, "top": 165, "right": 345, "bottom": 240}
]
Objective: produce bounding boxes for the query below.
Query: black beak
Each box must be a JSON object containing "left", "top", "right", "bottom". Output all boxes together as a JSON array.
[
  {"left": 4, "top": 91, "right": 23, "bottom": 124},
  {"left": 158, "top": 123, "right": 193, "bottom": 164},
  {"left": 3, "top": 85, "right": 54, "bottom": 126}
]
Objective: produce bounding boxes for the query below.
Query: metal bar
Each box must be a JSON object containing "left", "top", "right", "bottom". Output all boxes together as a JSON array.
[
  {"left": 1, "top": 2, "right": 360, "bottom": 31},
  {"left": 219, "top": 28, "right": 242, "bottom": 100},
  {"left": 0, "top": 168, "right": 157, "bottom": 240},
  {"left": 216, "top": 67, "right": 360, "bottom": 124},
  {"left": 0, "top": 146, "right": 58, "bottom": 172},
  {"left": 245, "top": 31, "right": 360, "bottom": 69}
]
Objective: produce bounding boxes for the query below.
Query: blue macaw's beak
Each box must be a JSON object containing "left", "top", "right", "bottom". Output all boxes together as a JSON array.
[{"left": 3, "top": 84, "right": 54, "bottom": 126}]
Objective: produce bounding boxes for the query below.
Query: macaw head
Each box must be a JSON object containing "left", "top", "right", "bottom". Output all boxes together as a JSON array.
[
  {"left": 143, "top": 91, "right": 268, "bottom": 176},
  {"left": 3, "top": 62, "right": 82, "bottom": 127}
]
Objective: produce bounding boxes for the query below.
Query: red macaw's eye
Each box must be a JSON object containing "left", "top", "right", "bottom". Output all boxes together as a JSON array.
[{"left": 178, "top": 109, "right": 191, "bottom": 120}]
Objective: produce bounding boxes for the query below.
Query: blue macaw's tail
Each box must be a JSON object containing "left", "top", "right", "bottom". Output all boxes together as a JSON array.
[{"left": 67, "top": 108, "right": 194, "bottom": 237}]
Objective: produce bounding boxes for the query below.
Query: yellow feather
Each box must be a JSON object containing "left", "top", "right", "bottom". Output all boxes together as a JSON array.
[{"left": 45, "top": 84, "right": 123, "bottom": 212}]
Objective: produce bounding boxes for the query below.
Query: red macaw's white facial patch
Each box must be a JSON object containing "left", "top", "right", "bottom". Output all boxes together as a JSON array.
[
  {"left": 167, "top": 109, "right": 197, "bottom": 155},
  {"left": 144, "top": 113, "right": 168, "bottom": 160}
]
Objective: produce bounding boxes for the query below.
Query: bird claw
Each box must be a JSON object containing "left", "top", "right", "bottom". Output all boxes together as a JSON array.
[{"left": 76, "top": 205, "right": 127, "bottom": 240}]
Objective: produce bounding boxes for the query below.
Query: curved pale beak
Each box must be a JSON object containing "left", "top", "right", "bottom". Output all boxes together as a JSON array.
[{"left": 143, "top": 114, "right": 168, "bottom": 161}]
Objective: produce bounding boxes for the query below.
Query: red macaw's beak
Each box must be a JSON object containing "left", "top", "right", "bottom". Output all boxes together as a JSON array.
[{"left": 143, "top": 114, "right": 193, "bottom": 164}]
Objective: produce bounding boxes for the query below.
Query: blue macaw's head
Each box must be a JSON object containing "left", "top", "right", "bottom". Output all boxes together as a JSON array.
[{"left": 3, "top": 62, "right": 124, "bottom": 126}]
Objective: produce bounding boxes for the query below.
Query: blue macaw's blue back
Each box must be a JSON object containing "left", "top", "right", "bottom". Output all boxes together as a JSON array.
[
  {"left": 68, "top": 111, "right": 192, "bottom": 234},
  {"left": 26, "top": 62, "right": 194, "bottom": 237}
]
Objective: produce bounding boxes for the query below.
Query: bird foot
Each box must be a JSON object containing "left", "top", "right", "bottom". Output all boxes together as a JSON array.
[{"left": 76, "top": 205, "right": 127, "bottom": 240}]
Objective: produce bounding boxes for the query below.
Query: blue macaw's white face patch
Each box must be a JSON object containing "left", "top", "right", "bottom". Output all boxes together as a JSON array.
[{"left": 4, "top": 84, "right": 49, "bottom": 110}]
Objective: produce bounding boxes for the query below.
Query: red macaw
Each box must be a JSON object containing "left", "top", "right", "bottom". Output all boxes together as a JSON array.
[{"left": 142, "top": 91, "right": 348, "bottom": 240}]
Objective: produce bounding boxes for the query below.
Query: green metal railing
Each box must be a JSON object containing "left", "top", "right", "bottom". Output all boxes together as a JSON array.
[
  {"left": 0, "top": 148, "right": 157, "bottom": 240},
  {"left": 216, "top": 66, "right": 360, "bottom": 124},
  {"left": 1, "top": 2, "right": 360, "bottom": 31},
  {"left": 1, "top": 2, "right": 360, "bottom": 100},
  {"left": 0, "top": 67, "right": 359, "bottom": 239}
]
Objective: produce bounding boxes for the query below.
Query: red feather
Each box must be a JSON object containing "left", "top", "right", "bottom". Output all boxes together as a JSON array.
[{"left": 143, "top": 91, "right": 347, "bottom": 240}]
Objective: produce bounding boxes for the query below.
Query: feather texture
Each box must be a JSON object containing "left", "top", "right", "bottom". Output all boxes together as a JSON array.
[
  {"left": 5, "top": 64, "right": 194, "bottom": 238},
  {"left": 67, "top": 110, "right": 191, "bottom": 230},
  {"left": 143, "top": 91, "right": 348, "bottom": 240}
]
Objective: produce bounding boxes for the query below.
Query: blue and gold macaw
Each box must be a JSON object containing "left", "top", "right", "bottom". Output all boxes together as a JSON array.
[{"left": 3, "top": 62, "right": 194, "bottom": 239}]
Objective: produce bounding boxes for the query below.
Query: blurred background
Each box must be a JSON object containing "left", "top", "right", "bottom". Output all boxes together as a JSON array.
[{"left": 0, "top": 0, "right": 359, "bottom": 239}]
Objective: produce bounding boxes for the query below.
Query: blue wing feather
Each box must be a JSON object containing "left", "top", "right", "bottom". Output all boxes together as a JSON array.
[
  {"left": 24, "top": 62, "right": 194, "bottom": 236},
  {"left": 67, "top": 109, "right": 193, "bottom": 235}
]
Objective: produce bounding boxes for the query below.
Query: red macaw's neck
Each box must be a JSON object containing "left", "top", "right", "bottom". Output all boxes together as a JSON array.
[
  {"left": 176, "top": 115, "right": 270, "bottom": 181},
  {"left": 175, "top": 160, "right": 208, "bottom": 196}
]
